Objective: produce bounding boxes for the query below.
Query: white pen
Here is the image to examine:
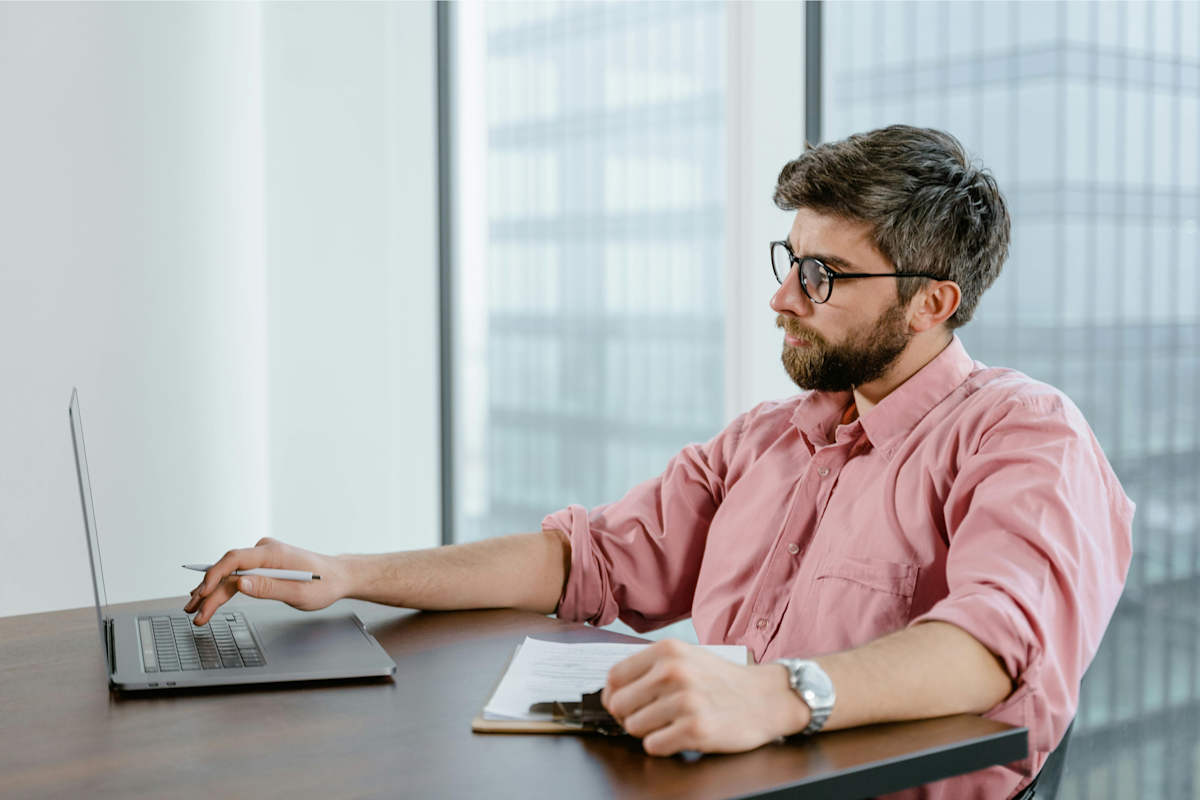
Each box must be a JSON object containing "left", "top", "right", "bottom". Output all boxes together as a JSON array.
[{"left": 183, "top": 564, "right": 321, "bottom": 582}]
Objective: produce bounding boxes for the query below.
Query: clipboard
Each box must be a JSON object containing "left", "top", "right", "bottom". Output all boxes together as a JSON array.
[
  {"left": 471, "top": 645, "right": 625, "bottom": 735},
  {"left": 471, "top": 639, "right": 751, "bottom": 735}
]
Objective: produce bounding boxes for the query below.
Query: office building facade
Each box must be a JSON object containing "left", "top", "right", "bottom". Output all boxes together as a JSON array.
[
  {"left": 824, "top": 2, "right": 1200, "bottom": 796},
  {"left": 453, "top": 2, "right": 727, "bottom": 545}
]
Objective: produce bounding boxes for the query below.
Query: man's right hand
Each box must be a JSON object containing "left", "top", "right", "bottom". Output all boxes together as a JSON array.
[{"left": 184, "top": 537, "right": 347, "bottom": 625}]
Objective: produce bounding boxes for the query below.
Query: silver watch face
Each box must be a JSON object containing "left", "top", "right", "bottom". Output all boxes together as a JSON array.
[
  {"left": 799, "top": 662, "right": 835, "bottom": 704},
  {"left": 801, "top": 662, "right": 840, "bottom": 710}
]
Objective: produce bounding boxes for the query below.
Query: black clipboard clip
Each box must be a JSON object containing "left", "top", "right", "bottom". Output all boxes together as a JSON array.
[{"left": 528, "top": 690, "right": 627, "bottom": 736}]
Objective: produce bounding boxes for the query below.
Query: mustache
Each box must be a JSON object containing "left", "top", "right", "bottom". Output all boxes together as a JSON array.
[{"left": 775, "top": 315, "right": 825, "bottom": 346}]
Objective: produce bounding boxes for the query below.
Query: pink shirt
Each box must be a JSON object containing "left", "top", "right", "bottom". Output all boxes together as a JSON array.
[{"left": 545, "top": 336, "right": 1133, "bottom": 800}]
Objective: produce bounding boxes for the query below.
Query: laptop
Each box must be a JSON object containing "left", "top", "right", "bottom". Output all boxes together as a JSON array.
[{"left": 69, "top": 388, "right": 397, "bottom": 691}]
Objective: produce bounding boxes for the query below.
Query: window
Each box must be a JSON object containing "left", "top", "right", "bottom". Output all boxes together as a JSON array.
[
  {"left": 824, "top": 2, "right": 1200, "bottom": 794},
  {"left": 450, "top": 1, "right": 728, "bottom": 563}
]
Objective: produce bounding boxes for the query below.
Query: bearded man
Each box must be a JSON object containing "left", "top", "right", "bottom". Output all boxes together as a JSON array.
[{"left": 188, "top": 125, "right": 1133, "bottom": 800}]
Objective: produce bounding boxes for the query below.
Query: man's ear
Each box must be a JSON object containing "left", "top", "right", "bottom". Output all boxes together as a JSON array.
[{"left": 908, "top": 280, "right": 961, "bottom": 333}]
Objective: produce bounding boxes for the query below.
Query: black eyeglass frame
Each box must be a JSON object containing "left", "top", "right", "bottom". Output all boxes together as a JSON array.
[{"left": 770, "top": 240, "right": 944, "bottom": 304}]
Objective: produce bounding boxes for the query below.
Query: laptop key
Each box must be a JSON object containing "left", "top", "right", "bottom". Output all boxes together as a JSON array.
[{"left": 138, "top": 619, "right": 159, "bottom": 671}]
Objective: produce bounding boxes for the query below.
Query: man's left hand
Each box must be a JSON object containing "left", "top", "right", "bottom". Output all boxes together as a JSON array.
[{"left": 601, "top": 638, "right": 810, "bottom": 756}]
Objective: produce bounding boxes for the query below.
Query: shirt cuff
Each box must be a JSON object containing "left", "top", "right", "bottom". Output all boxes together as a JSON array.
[
  {"left": 910, "top": 590, "right": 1054, "bottom": 757},
  {"left": 543, "top": 504, "right": 620, "bottom": 627}
]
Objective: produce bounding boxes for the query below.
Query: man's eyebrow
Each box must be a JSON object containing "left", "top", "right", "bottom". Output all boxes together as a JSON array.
[
  {"left": 787, "top": 238, "right": 861, "bottom": 272},
  {"left": 809, "top": 253, "right": 859, "bottom": 271}
]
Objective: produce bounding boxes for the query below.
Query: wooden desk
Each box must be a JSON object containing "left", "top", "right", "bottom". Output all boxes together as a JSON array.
[{"left": 0, "top": 597, "right": 1026, "bottom": 800}]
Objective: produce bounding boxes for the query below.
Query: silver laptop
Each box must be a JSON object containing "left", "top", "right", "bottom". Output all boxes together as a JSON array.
[{"left": 69, "top": 388, "right": 397, "bottom": 691}]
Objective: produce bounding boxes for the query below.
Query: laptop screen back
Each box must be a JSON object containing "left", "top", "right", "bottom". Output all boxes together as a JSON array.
[{"left": 69, "top": 389, "right": 112, "bottom": 672}]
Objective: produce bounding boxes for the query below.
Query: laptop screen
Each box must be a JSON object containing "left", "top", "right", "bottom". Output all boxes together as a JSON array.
[{"left": 69, "top": 389, "right": 112, "bottom": 673}]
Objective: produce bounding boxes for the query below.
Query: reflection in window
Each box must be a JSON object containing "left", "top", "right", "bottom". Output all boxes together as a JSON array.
[
  {"left": 452, "top": 1, "right": 727, "bottom": 570},
  {"left": 824, "top": 2, "right": 1200, "bottom": 795}
]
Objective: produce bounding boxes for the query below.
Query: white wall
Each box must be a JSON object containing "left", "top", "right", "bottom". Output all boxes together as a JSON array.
[
  {"left": 0, "top": 2, "right": 440, "bottom": 618},
  {"left": 263, "top": 3, "right": 441, "bottom": 556},
  {"left": 725, "top": 1, "right": 809, "bottom": 420}
]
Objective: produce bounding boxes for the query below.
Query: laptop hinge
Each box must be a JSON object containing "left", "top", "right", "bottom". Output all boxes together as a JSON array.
[{"left": 106, "top": 618, "right": 116, "bottom": 676}]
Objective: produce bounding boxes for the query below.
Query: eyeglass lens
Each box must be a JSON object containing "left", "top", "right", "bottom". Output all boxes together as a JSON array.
[
  {"left": 770, "top": 243, "right": 791, "bottom": 284},
  {"left": 801, "top": 259, "right": 831, "bottom": 302},
  {"left": 771, "top": 244, "right": 831, "bottom": 303}
]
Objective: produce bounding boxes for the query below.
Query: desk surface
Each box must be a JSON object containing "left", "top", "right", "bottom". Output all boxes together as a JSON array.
[{"left": 0, "top": 597, "right": 1026, "bottom": 800}]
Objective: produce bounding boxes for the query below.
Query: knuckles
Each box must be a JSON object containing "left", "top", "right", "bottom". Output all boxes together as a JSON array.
[
  {"left": 656, "top": 658, "right": 693, "bottom": 688},
  {"left": 655, "top": 638, "right": 689, "bottom": 658}
]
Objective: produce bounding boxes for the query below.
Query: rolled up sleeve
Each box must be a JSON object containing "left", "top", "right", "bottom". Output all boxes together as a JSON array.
[
  {"left": 910, "top": 392, "right": 1134, "bottom": 758},
  {"left": 544, "top": 415, "right": 746, "bottom": 632}
]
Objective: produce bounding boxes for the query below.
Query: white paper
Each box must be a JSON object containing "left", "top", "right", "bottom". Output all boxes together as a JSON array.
[{"left": 482, "top": 637, "right": 749, "bottom": 721}]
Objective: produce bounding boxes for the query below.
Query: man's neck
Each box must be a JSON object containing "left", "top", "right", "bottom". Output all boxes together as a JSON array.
[{"left": 852, "top": 330, "right": 954, "bottom": 417}]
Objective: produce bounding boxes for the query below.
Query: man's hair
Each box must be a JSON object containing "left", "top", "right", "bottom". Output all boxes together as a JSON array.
[{"left": 773, "top": 125, "right": 1010, "bottom": 329}]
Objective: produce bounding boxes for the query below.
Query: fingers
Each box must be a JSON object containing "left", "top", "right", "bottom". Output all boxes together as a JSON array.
[
  {"left": 620, "top": 689, "right": 696, "bottom": 740},
  {"left": 186, "top": 570, "right": 314, "bottom": 626},
  {"left": 606, "top": 638, "right": 689, "bottom": 694},
  {"left": 642, "top": 717, "right": 712, "bottom": 757},
  {"left": 235, "top": 575, "right": 307, "bottom": 606},
  {"left": 189, "top": 577, "right": 239, "bottom": 625},
  {"left": 183, "top": 582, "right": 204, "bottom": 614},
  {"left": 604, "top": 639, "right": 693, "bottom": 715},
  {"left": 198, "top": 545, "right": 278, "bottom": 597}
]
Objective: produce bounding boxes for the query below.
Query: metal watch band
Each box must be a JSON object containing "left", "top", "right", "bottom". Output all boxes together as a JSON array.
[
  {"left": 773, "top": 658, "right": 836, "bottom": 736},
  {"left": 801, "top": 702, "right": 832, "bottom": 736}
]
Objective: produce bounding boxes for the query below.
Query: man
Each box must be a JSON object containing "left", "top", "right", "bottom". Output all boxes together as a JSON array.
[{"left": 187, "top": 126, "right": 1132, "bottom": 799}]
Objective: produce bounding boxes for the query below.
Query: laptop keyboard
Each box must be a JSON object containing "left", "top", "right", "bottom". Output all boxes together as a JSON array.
[{"left": 138, "top": 612, "right": 265, "bottom": 673}]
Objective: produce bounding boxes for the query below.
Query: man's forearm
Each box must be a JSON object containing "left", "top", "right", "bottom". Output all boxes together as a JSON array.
[
  {"left": 336, "top": 529, "right": 572, "bottom": 614},
  {"left": 809, "top": 621, "right": 1014, "bottom": 732}
]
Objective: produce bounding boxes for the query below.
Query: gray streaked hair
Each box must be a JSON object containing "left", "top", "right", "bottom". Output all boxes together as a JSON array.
[{"left": 773, "top": 125, "right": 1010, "bottom": 329}]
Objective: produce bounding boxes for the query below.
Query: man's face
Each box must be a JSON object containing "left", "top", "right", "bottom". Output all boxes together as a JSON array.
[{"left": 770, "top": 208, "right": 915, "bottom": 393}]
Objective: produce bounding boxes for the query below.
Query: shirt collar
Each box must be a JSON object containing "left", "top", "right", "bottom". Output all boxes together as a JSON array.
[{"left": 791, "top": 335, "right": 975, "bottom": 459}]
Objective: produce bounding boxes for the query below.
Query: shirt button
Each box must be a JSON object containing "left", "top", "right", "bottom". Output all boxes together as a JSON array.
[
  {"left": 756, "top": 618, "right": 768, "bottom": 629},
  {"left": 787, "top": 543, "right": 800, "bottom": 555},
  {"left": 817, "top": 465, "right": 830, "bottom": 477}
]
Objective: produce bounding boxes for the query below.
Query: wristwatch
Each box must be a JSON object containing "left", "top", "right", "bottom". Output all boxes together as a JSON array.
[{"left": 773, "top": 658, "right": 836, "bottom": 735}]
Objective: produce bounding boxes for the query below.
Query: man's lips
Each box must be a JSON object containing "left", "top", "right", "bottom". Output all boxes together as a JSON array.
[{"left": 784, "top": 332, "right": 810, "bottom": 347}]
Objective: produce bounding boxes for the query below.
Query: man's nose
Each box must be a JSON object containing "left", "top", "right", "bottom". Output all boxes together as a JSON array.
[{"left": 770, "top": 265, "right": 813, "bottom": 317}]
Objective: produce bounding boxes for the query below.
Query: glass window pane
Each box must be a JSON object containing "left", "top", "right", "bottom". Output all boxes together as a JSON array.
[
  {"left": 451, "top": 1, "right": 726, "bottom": 575},
  {"left": 824, "top": 2, "right": 1200, "bottom": 793}
]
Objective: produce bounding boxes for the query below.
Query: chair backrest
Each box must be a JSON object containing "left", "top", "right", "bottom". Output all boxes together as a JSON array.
[{"left": 1031, "top": 719, "right": 1074, "bottom": 799}]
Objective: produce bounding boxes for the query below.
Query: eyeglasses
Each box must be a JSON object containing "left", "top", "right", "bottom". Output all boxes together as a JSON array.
[{"left": 770, "top": 240, "right": 943, "bottom": 304}]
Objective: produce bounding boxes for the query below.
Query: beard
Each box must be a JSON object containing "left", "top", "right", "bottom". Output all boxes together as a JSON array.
[{"left": 777, "top": 303, "right": 914, "bottom": 393}]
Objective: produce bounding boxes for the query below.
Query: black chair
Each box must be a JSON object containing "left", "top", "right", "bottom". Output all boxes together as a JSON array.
[{"left": 1013, "top": 720, "right": 1074, "bottom": 800}]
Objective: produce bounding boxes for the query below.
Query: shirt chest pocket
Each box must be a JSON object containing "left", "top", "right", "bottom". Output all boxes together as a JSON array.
[{"left": 806, "top": 553, "right": 919, "bottom": 653}]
